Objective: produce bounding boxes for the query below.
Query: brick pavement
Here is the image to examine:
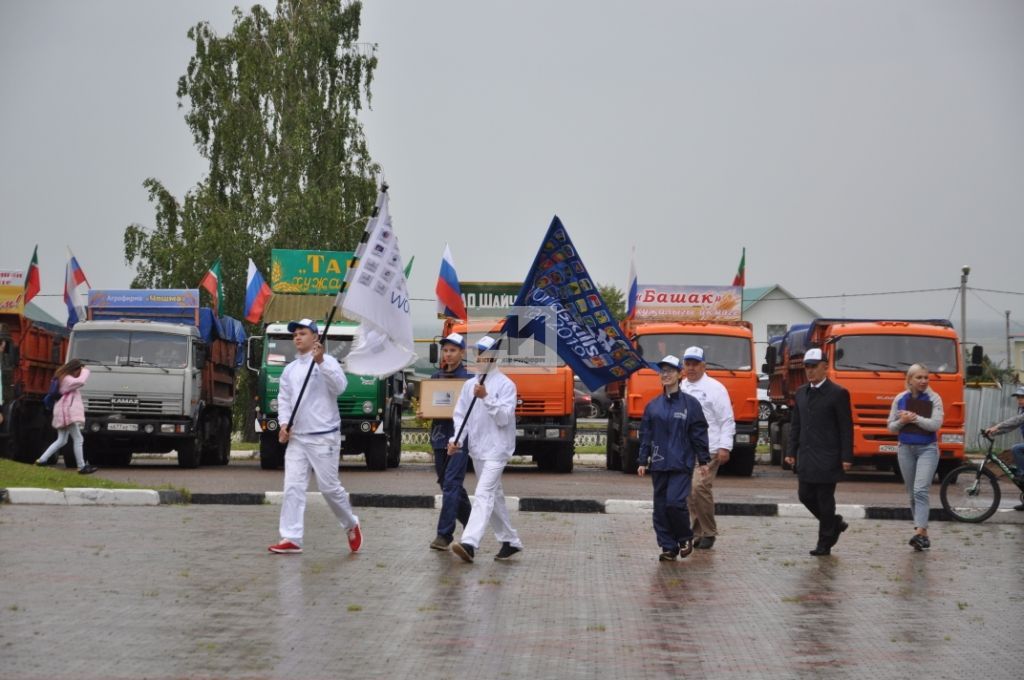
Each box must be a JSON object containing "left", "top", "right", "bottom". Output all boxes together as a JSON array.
[{"left": 1, "top": 506, "right": 1021, "bottom": 679}]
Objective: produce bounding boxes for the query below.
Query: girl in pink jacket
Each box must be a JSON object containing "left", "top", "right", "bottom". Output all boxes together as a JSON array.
[{"left": 36, "top": 359, "right": 96, "bottom": 474}]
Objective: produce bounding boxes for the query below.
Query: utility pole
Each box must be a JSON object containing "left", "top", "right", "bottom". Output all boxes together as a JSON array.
[
  {"left": 1007, "top": 311, "right": 1012, "bottom": 371},
  {"left": 960, "top": 265, "right": 970, "bottom": 378}
]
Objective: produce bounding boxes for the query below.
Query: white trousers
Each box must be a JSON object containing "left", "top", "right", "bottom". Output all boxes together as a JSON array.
[
  {"left": 460, "top": 457, "right": 522, "bottom": 550},
  {"left": 279, "top": 432, "right": 358, "bottom": 546},
  {"left": 38, "top": 424, "right": 85, "bottom": 469}
]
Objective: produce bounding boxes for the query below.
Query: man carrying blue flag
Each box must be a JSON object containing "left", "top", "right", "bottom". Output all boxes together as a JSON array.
[{"left": 637, "top": 355, "right": 711, "bottom": 562}]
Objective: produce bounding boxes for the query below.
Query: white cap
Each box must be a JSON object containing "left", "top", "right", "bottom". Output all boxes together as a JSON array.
[
  {"left": 476, "top": 335, "right": 497, "bottom": 353},
  {"left": 682, "top": 346, "right": 705, "bottom": 362},
  {"left": 657, "top": 355, "right": 682, "bottom": 370},
  {"left": 287, "top": 318, "right": 319, "bottom": 334},
  {"left": 803, "top": 348, "right": 825, "bottom": 365},
  {"left": 439, "top": 332, "right": 466, "bottom": 349}
]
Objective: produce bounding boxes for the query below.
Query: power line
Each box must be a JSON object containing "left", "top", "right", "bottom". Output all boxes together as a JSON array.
[{"left": 970, "top": 287, "right": 1024, "bottom": 296}]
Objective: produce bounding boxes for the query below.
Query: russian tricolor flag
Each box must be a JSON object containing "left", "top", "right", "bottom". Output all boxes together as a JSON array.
[
  {"left": 626, "top": 248, "right": 638, "bottom": 320},
  {"left": 435, "top": 244, "right": 467, "bottom": 321},
  {"left": 64, "top": 248, "right": 90, "bottom": 327},
  {"left": 244, "top": 259, "right": 273, "bottom": 324}
]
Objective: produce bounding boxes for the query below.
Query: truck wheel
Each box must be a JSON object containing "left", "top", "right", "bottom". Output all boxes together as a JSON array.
[
  {"left": 386, "top": 406, "right": 402, "bottom": 468},
  {"left": 217, "top": 413, "right": 232, "bottom": 466},
  {"left": 177, "top": 438, "right": 201, "bottom": 468},
  {"left": 935, "top": 459, "right": 959, "bottom": 483},
  {"left": 724, "top": 446, "right": 755, "bottom": 477},
  {"left": 365, "top": 436, "right": 387, "bottom": 471},
  {"left": 259, "top": 432, "right": 284, "bottom": 470},
  {"left": 605, "top": 411, "right": 621, "bottom": 470},
  {"left": 621, "top": 439, "right": 639, "bottom": 475}
]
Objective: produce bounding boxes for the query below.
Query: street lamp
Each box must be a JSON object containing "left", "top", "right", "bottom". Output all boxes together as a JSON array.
[{"left": 960, "top": 265, "right": 969, "bottom": 378}]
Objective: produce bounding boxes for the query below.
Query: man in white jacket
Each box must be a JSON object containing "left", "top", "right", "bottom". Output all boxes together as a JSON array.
[
  {"left": 268, "top": 318, "right": 362, "bottom": 555},
  {"left": 449, "top": 336, "right": 523, "bottom": 563},
  {"left": 679, "top": 346, "right": 735, "bottom": 550}
]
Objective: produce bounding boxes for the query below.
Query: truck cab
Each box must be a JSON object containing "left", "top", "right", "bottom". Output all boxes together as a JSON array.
[
  {"left": 249, "top": 320, "right": 404, "bottom": 471},
  {"left": 434, "top": 319, "right": 576, "bottom": 472},
  {"left": 607, "top": 320, "right": 759, "bottom": 475},
  {"left": 68, "top": 293, "right": 244, "bottom": 468},
  {"left": 766, "top": 318, "right": 968, "bottom": 477}
]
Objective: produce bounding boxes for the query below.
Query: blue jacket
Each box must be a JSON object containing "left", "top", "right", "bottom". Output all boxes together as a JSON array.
[
  {"left": 428, "top": 363, "right": 471, "bottom": 448},
  {"left": 638, "top": 388, "right": 710, "bottom": 472}
]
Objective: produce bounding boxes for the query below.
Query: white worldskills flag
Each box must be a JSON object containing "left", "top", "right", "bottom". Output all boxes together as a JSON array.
[{"left": 337, "top": 189, "right": 417, "bottom": 378}]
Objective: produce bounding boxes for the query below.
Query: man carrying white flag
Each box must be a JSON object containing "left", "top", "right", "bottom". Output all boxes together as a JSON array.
[{"left": 337, "top": 186, "right": 417, "bottom": 378}]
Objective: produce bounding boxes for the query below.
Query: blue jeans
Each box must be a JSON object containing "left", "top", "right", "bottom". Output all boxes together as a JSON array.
[
  {"left": 897, "top": 443, "right": 939, "bottom": 529},
  {"left": 651, "top": 470, "right": 694, "bottom": 551},
  {"left": 433, "top": 448, "right": 472, "bottom": 542},
  {"left": 1012, "top": 443, "right": 1024, "bottom": 477}
]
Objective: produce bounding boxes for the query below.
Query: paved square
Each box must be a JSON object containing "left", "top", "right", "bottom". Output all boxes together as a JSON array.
[{"left": 1, "top": 506, "right": 1021, "bottom": 679}]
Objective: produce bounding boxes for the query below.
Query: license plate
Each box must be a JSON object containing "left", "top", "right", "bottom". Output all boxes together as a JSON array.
[
  {"left": 515, "top": 428, "right": 525, "bottom": 437},
  {"left": 107, "top": 423, "right": 138, "bottom": 432},
  {"left": 878, "top": 444, "right": 898, "bottom": 453}
]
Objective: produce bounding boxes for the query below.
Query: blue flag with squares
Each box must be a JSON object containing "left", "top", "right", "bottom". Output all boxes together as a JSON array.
[{"left": 508, "top": 216, "right": 645, "bottom": 391}]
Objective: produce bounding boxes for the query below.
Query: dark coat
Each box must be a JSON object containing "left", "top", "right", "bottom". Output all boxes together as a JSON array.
[
  {"left": 638, "top": 388, "right": 710, "bottom": 472},
  {"left": 787, "top": 378, "right": 854, "bottom": 483}
]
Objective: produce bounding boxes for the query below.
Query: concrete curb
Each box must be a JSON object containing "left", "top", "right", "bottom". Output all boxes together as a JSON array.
[{"left": 3, "top": 488, "right": 1022, "bottom": 523}]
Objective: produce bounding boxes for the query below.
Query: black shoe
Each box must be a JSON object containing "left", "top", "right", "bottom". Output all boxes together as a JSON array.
[
  {"left": 695, "top": 536, "right": 716, "bottom": 550},
  {"left": 809, "top": 546, "right": 831, "bottom": 556},
  {"left": 909, "top": 534, "right": 926, "bottom": 552},
  {"left": 429, "top": 536, "right": 451, "bottom": 551},
  {"left": 829, "top": 516, "right": 849, "bottom": 548},
  {"left": 678, "top": 539, "right": 694, "bottom": 558},
  {"left": 77, "top": 465, "right": 98, "bottom": 475},
  {"left": 1015, "top": 503, "right": 1024, "bottom": 512},
  {"left": 659, "top": 548, "right": 678, "bottom": 562},
  {"left": 451, "top": 542, "right": 475, "bottom": 563},
  {"left": 494, "top": 542, "right": 521, "bottom": 561}
]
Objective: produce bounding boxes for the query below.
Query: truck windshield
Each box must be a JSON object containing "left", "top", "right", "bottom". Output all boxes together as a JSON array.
[
  {"left": 636, "top": 334, "right": 752, "bottom": 370},
  {"left": 265, "top": 334, "right": 354, "bottom": 366},
  {"left": 833, "top": 334, "right": 958, "bottom": 374},
  {"left": 71, "top": 331, "right": 189, "bottom": 368}
]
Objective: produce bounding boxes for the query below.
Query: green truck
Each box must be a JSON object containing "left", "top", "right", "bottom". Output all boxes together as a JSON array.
[{"left": 247, "top": 250, "right": 405, "bottom": 470}]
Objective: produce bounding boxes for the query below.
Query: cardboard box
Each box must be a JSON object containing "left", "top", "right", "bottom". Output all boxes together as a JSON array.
[{"left": 418, "top": 379, "right": 466, "bottom": 418}]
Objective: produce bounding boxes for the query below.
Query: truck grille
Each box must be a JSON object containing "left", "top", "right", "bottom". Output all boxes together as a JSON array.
[
  {"left": 853, "top": 403, "right": 890, "bottom": 426},
  {"left": 517, "top": 397, "right": 565, "bottom": 415},
  {"left": 85, "top": 393, "right": 183, "bottom": 415}
]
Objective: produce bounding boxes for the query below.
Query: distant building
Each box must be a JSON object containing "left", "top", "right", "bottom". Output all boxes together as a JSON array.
[
  {"left": 24, "top": 301, "right": 65, "bottom": 327},
  {"left": 742, "top": 285, "right": 819, "bottom": 368},
  {"left": 1012, "top": 336, "right": 1024, "bottom": 383}
]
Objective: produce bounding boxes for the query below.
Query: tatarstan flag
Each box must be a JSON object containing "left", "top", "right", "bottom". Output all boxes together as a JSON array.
[
  {"left": 199, "top": 258, "right": 222, "bottom": 314},
  {"left": 732, "top": 247, "right": 746, "bottom": 287},
  {"left": 24, "top": 245, "right": 41, "bottom": 304}
]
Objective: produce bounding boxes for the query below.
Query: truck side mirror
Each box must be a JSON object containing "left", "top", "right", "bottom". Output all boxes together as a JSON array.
[
  {"left": 970, "top": 345, "right": 984, "bottom": 365},
  {"left": 195, "top": 345, "right": 208, "bottom": 370},
  {"left": 246, "top": 337, "right": 263, "bottom": 373},
  {"left": 429, "top": 342, "right": 438, "bottom": 364},
  {"left": 764, "top": 346, "right": 776, "bottom": 373},
  {"left": 966, "top": 364, "right": 983, "bottom": 378}
]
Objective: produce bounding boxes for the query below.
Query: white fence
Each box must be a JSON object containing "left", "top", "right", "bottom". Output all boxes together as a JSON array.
[{"left": 965, "top": 383, "right": 1021, "bottom": 451}]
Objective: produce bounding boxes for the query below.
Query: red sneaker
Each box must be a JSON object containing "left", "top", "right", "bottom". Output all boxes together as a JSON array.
[
  {"left": 347, "top": 524, "right": 363, "bottom": 553},
  {"left": 268, "top": 540, "right": 302, "bottom": 554}
]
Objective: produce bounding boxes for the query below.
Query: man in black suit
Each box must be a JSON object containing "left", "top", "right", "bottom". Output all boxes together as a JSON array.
[{"left": 784, "top": 347, "right": 854, "bottom": 556}]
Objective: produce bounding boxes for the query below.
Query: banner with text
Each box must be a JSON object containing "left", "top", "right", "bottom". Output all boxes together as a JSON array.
[
  {"left": 632, "top": 284, "right": 743, "bottom": 322},
  {"left": 0, "top": 270, "right": 26, "bottom": 314},
  {"left": 271, "top": 249, "right": 354, "bottom": 294}
]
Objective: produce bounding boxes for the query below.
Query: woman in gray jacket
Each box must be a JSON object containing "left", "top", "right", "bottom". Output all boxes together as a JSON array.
[{"left": 887, "top": 364, "right": 944, "bottom": 551}]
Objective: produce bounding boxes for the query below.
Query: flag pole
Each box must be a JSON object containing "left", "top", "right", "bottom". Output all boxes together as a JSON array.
[{"left": 286, "top": 183, "right": 386, "bottom": 432}]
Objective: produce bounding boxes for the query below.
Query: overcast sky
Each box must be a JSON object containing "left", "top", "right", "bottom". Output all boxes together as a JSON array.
[{"left": 2, "top": 0, "right": 1022, "bottom": 354}]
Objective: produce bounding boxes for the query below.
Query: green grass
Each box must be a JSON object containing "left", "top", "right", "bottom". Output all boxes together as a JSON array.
[{"left": 0, "top": 459, "right": 182, "bottom": 492}]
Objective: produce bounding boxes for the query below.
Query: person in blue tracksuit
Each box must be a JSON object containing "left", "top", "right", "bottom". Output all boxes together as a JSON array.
[
  {"left": 637, "top": 355, "right": 711, "bottom": 562},
  {"left": 423, "top": 332, "right": 472, "bottom": 550}
]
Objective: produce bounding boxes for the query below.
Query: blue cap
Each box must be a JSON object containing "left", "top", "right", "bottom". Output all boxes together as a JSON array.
[
  {"left": 287, "top": 318, "right": 319, "bottom": 335},
  {"left": 439, "top": 332, "right": 466, "bottom": 349}
]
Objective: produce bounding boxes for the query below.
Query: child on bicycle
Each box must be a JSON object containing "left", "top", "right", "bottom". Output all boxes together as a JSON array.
[{"left": 984, "top": 385, "right": 1024, "bottom": 510}]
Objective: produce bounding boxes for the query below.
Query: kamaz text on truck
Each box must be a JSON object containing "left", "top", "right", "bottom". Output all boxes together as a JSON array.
[
  {"left": 606, "top": 284, "right": 759, "bottom": 476},
  {"left": 67, "top": 289, "right": 245, "bottom": 468},
  {"left": 432, "top": 282, "right": 576, "bottom": 473},
  {"left": 764, "top": 318, "right": 972, "bottom": 478}
]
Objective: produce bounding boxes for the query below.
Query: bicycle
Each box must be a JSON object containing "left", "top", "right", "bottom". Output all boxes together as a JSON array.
[{"left": 939, "top": 431, "right": 1024, "bottom": 523}]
